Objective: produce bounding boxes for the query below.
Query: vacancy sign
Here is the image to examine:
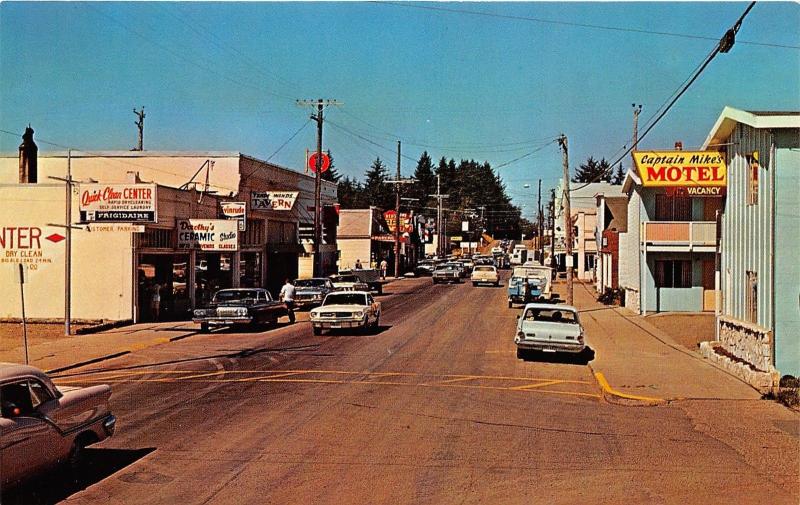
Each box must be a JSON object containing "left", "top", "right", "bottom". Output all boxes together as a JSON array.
[{"left": 79, "top": 183, "right": 157, "bottom": 223}]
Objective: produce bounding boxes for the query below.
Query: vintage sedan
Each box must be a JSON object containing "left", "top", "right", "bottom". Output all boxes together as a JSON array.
[
  {"left": 514, "top": 304, "right": 586, "bottom": 359},
  {"left": 293, "top": 278, "right": 335, "bottom": 309},
  {"left": 471, "top": 265, "right": 500, "bottom": 286},
  {"left": 329, "top": 274, "right": 370, "bottom": 292},
  {"left": 309, "top": 291, "right": 381, "bottom": 335},
  {"left": 1, "top": 363, "right": 116, "bottom": 489},
  {"left": 193, "top": 288, "right": 289, "bottom": 332},
  {"left": 432, "top": 264, "right": 462, "bottom": 284}
]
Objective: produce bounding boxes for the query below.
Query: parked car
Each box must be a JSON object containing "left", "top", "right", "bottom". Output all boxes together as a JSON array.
[
  {"left": 293, "top": 278, "right": 335, "bottom": 309},
  {"left": 433, "top": 264, "right": 462, "bottom": 284},
  {"left": 1, "top": 363, "right": 117, "bottom": 489},
  {"left": 514, "top": 304, "right": 586, "bottom": 359},
  {"left": 340, "top": 269, "right": 384, "bottom": 294},
  {"left": 414, "top": 260, "right": 437, "bottom": 277},
  {"left": 458, "top": 258, "right": 475, "bottom": 274},
  {"left": 507, "top": 266, "right": 552, "bottom": 307},
  {"left": 330, "top": 274, "right": 370, "bottom": 292},
  {"left": 309, "top": 291, "right": 381, "bottom": 335},
  {"left": 471, "top": 265, "right": 500, "bottom": 286},
  {"left": 193, "top": 288, "right": 289, "bottom": 332}
]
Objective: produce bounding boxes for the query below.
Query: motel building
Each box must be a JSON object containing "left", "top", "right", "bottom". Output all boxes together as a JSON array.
[
  {"left": 618, "top": 147, "right": 725, "bottom": 315},
  {"left": 0, "top": 128, "right": 337, "bottom": 324},
  {"left": 698, "top": 107, "right": 799, "bottom": 387}
]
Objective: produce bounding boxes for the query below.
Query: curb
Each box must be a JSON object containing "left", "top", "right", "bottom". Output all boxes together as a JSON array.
[{"left": 590, "top": 369, "right": 667, "bottom": 407}]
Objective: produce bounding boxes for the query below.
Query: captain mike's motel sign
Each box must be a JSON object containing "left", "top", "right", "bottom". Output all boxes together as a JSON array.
[{"left": 633, "top": 151, "right": 727, "bottom": 196}]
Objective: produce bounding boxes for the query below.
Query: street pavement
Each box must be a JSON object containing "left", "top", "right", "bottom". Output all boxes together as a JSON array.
[{"left": 2, "top": 274, "right": 798, "bottom": 504}]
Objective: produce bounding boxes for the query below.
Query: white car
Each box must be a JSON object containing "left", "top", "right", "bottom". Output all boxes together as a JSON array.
[
  {"left": 514, "top": 304, "right": 586, "bottom": 359},
  {"left": 471, "top": 265, "right": 499, "bottom": 286},
  {"left": 310, "top": 291, "right": 381, "bottom": 335}
]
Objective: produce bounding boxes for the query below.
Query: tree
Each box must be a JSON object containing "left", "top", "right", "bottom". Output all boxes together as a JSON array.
[
  {"left": 572, "top": 156, "right": 612, "bottom": 183},
  {"left": 362, "top": 157, "right": 394, "bottom": 209},
  {"left": 337, "top": 176, "right": 365, "bottom": 209},
  {"left": 320, "top": 149, "right": 341, "bottom": 183},
  {"left": 611, "top": 163, "right": 625, "bottom": 185},
  {"left": 409, "top": 151, "right": 435, "bottom": 212}
]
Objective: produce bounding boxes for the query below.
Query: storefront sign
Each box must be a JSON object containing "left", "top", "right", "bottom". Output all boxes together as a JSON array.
[
  {"left": 633, "top": 151, "right": 727, "bottom": 188},
  {"left": 79, "top": 184, "right": 157, "bottom": 223},
  {"left": 87, "top": 224, "right": 145, "bottom": 233},
  {"left": 251, "top": 191, "right": 298, "bottom": 211},
  {"left": 220, "top": 201, "right": 247, "bottom": 231},
  {"left": 177, "top": 220, "right": 238, "bottom": 251},
  {"left": 383, "top": 210, "right": 413, "bottom": 234},
  {"left": 0, "top": 226, "right": 59, "bottom": 270}
]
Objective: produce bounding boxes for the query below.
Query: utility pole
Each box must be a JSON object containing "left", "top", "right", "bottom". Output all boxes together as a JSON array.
[
  {"left": 550, "top": 188, "right": 556, "bottom": 270},
  {"left": 297, "top": 98, "right": 340, "bottom": 276},
  {"left": 48, "top": 151, "right": 78, "bottom": 335},
  {"left": 385, "top": 142, "right": 414, "bottom": 276},
  {"left": 429, "top": 175, "right": 448, "bottom": 257},
  {"left": 632, "top": 104, "right": 642, "bottom": 160},
  {"left": 133, "top": 107, "right": 145, "bottom": 151},
  {"left": 537, "top": 179, "right": 543, "bottom": 265},
  {"left": 558, "top": 134, "right": 573, "bottom": 305}
]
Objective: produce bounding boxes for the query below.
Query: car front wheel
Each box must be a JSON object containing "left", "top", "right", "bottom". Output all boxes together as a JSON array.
[{"left": 313, "top": 326, "right": 323, "bottom": 336}]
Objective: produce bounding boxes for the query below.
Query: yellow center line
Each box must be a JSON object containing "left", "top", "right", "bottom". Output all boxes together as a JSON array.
[
  {"left": 437, "top": 377, "right": 478, "bottom": 384},
  {"left": 511, "top": 380, "right": 565, "bottom": 391}
]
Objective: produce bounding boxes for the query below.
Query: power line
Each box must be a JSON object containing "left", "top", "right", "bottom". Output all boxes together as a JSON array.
[
  {"left": 570, "top": 1, "right": 757, "bottom": 192},
  {"left": 493, "top": 140, "right": 558, "bottom": 169},
  {"left": 326, "top": 119, "right": 419, "bottom": 163},
  {"left": 372, "top": 1, "right": 799, "bottom": 50},
  {"left": 241, "top": 119, "right": 313, "bottom": 180}
]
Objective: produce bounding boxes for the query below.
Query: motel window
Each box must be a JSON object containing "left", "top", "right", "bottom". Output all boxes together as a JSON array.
[
  {"left": 747, "top": 155, "right": 759, "bottom": 206},
  {"left": 745, "top": 271, "right": 758, "bottom": 324},
  {"left": 655, "top": 194, "right": 692, "bottom": 221},
  {"left": 655, "top": 260, "right": 692, "bottom": 288}
]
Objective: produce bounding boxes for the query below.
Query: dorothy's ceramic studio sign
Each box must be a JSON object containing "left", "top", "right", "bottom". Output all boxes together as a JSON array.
[
  {"left": 177, "top": 219, "right": 238, "bottom": 251},
  {"left": 79, "top": 183, "right": 157, "bottom": 223}
]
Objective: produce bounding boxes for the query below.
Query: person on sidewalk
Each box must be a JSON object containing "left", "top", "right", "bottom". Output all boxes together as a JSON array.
[
  {"left": 150, "top": 283, "right": 161, "bottom": 322},
  {"left": 379, "top": 259, "right": 388, "bottom": 279},
  {"left": 355, "top": 259, "right": 363, "bottom": 270},
  {"left": 279, "top": 278, "right": 296, "bottom": 324}
]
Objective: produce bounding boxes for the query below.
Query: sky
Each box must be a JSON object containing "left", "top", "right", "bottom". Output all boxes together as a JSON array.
[{"left": 1, "top": 1, "right": 798, "bottom": 218}]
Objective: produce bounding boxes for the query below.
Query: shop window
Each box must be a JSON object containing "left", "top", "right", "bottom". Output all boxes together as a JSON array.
[
  {"left": 240, "top": 252, "right": 263, "bottom": 288},
  {"left": 745, "top": 271, "right": 758, "bottom": 324},
  {"left": 655, "top": 194, "right": 692, "bottom": 221},
  {"left": 137, "top": 228, "right": 175, "bottom": 249},
  {"left": 655, "top": 260, "right": 692, "bottom": 288},
  {"left": 242, "top": 219, "right": 264, "bottom": 247}
]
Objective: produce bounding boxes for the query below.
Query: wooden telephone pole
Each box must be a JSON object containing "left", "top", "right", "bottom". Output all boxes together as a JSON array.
[
  {"left": 558, "top": 134, "right": 573, "bottom": 305},
  {"left": 133, "top": 107, "right": 145, "bottom": 151}
]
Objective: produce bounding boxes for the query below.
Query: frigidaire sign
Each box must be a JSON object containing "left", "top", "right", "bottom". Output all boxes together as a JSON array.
[
  {"left": 79, "top": 183, "right": 157, "bottom": 223},
  {"left": 633, "top": 151, "right": 727, "bottom": 189}
]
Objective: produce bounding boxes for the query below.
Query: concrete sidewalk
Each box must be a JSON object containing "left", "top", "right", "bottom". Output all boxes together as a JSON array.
[
  {"left": 567, "top": 281, "right": 761, "bottom": 402},
  {"left": 0, "top": 277, "right": 414, "bottom": 374}
]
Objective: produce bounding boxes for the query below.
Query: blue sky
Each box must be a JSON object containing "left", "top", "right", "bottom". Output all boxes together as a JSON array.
[{"left": 1, "top": 2, "right": 798, "bottom": 217}]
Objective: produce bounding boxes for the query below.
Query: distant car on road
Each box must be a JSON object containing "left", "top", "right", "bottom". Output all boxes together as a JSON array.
[
  {"left": 1, "top": 363, "right": 117, "bottom": 489},
  {"left": 514, "top": 304, "right": 586, "bottom": 359},
  {"left": 330, "top": 273, "right": 370, "bottom": 292},
  {"left": 432, "top": 264, "right": 463, "bottom": 284},
  {"left": 309, "top": 291, "right": 381, "bottom": 335},
  {"left": 293, "top": 278, "right": 335, "bottom": 309},
  {"left": 193, "top": 288, "right": 289, "bottom": 332},
  {"left": 471, "top": 265, "right": 500, "bottom": 286},
  {"left": 414, "top": 260, "right": 437, "bottom": 277}
]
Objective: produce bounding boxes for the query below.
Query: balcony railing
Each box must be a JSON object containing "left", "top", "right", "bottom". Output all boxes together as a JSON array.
[{"left": 642, "top": 221, "right": 717, "bottom": 248}]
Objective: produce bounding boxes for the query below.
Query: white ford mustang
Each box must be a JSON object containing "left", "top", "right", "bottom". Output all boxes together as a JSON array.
[{"left": 309, "top": 291, "right": 381, "bottom": 335}]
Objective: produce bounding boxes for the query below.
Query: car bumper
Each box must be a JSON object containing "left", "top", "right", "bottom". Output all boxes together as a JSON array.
[
  {"left": 312, "top": 319, "right": 366, "bottom": 329},
  {"left": 514, "top": 338, "right": 585, "bottom": 354},
  {"left": 103, "top": 414, "right": 117, "bottom": 436},
  {"left": 193, "top": 317, "right": 253, "bottom": 326}
]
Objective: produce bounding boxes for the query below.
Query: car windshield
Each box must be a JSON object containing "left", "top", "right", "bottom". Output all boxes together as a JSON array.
[
  {"left": 331, "top": 275, "right": 360, "bottom": 283},
  {"left": 323, "top": 293, "right": 367, "bottom": 306},
  {"left": 522, "top": 308, "right": 578, "bottom": 324},
  {"left": 213, "top": 290, "right": 260, "bottom": 302},
  {"left": 295, "top": 279, "right": 328, "bottom": 288}
]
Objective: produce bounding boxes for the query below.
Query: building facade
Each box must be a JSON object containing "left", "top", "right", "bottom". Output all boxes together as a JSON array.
[
  {"left": 595, "top": 188, "right": 627, "bottom": 293},
  {"left": 702, "top": 107, "right": 799, "bottom": 380},
  {"left": 1, "top": 139, "right": 337, "bottom": 323}
]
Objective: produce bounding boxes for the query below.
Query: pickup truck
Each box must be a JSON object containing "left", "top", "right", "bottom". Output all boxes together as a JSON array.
[
  {"left": 507, "top": 266, "right": 553, "bottom": 307},
  {"left": 193, "top": 288, "right": 290, "bottom": 332},
  {"left": 337, "top": 269, "right": 384, "bottom": 294}
]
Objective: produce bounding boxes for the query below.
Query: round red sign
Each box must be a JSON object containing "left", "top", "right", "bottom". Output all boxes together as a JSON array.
[{"left": 308, "top": 152, "right": 331, "bottom": 173}]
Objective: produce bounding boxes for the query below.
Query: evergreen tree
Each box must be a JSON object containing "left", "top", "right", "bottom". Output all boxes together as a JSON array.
[
  {"left": 572, "top": 156, "right": 612, "bottom": 183},
  {"left": 320, "top": 149, "right": 341, "bottom": 183},
  {"left": 336, "top": 176, "right": 365, "bottom": 209},
  {"left": 611, "top": 163, "right": 625, "bottom": 185},
  {"left": 410, "top": 151, "right": 436, "bottom": 211},
  {"left": 362, "top": 157, "right": 394, "bottom": 209}
]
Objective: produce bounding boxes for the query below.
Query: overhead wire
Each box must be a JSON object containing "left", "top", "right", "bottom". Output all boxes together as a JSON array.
[
  {"left": 372, "top": 1, "right": 798, "bottom": 50},
  {"left": 241, "top": 119, "right": 313, "bottom": 180}
]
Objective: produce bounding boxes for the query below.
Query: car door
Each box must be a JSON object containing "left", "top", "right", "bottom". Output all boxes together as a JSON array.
[{"left": 1, "top": 379, "right": 63, "bottom": 486}]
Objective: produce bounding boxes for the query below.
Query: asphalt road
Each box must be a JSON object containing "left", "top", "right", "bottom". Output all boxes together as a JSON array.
[{"left": 5, "top": 274, "right": 798, "bottom": 504}]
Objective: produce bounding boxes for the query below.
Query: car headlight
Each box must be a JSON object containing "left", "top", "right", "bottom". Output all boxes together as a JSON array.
[
  {"left": 193, "top": 309, "right": 206, "bottom": 317},
  {"left": 353, "top": 310, "right": 366, "bottom": 318},
  {"left": 236, "top": 307, "right": 248, "bottom": 316},
  {"left": 310, "top": 312, "right": 319, "bottom": 319},
  {"left": 517, "top": 330, "right": 525, "bottom": 339}
]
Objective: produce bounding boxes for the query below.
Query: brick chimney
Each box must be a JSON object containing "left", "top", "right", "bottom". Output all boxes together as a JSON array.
[{"left": 19, "top": 126, "right": 38, "bottom": 183}]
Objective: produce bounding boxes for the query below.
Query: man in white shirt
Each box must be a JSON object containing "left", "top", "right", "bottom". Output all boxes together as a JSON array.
[{"left": 279, "top": 278, "right": 296, "bottom": 323}]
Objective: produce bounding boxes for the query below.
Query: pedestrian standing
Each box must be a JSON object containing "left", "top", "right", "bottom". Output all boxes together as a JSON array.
[
  {"left": 279, "top": 278, "right": 296, "bottom": 324},
  {"left": 150, "top": 283, "right": 161, "bottom": 322},
  {"left": 379, "top": 259, "right": 388, "bottom": 279},
  {"left": 355, "top": 259, "right": 363, "bottom": 270}
]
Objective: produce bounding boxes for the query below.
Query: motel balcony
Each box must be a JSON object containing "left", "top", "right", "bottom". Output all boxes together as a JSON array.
[{"left": 642, "top": 221, "right": 718, "bottom": 252}]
